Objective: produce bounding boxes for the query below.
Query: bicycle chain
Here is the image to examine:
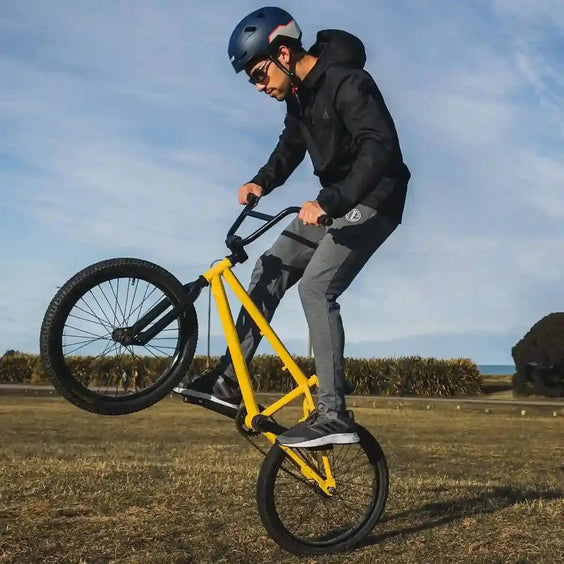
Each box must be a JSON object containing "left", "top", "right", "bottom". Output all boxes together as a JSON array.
[
  {"left": 235, "top": 406, "right": 272, "bottom": 458},
  {"left": 235, "top": 409, "right": 330, "bottom": 491}
]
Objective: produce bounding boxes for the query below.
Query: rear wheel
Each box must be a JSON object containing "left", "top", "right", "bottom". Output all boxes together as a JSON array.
[
  {"left": 40, "top": 258, "right": 198, "bottom": 415},
  {"left": 256, "top": 425, "right": 388, "bottom": 555}
]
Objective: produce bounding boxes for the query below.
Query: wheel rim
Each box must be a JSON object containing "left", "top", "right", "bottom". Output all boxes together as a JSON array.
[
  {"left": 57, "top": 275, "right": 185, "bottom": 401},
  {"left": 272, "top": 444, "right": 380, "bottom": 547}
]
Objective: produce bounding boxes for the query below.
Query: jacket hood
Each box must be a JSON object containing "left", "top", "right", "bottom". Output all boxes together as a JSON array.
[{"left": 302, "top": 30, "right": 366, "bottom": 88}]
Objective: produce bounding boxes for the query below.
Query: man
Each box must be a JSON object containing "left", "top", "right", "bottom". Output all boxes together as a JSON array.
[{"left": 174, "top": 7, "right": 410, "bottom": 448}]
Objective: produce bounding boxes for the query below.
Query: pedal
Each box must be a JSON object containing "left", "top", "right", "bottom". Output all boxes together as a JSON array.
[
  {"left": 235, "top": 404, "right": 266, "bottom": 437},
  {"left": 251, "top": 414, "right": 288, "bottom": 435}
]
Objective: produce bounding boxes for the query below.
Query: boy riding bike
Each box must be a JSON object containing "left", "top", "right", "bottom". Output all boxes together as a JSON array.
[{"left": 174, "top": 7, "right": 410, "bottom": 448}]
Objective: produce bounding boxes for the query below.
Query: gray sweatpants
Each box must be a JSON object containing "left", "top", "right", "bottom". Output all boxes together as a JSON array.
[{"left": 221, "top": 204, "right": 397, "bottom": 412}]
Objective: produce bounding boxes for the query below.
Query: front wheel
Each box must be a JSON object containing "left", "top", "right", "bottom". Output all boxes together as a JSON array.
[
  {"left": 256, "top": 425, "right": 389, "bottom": 555},
  {"left": 40, "top": 258, "right": 198, "bottom": 415}
]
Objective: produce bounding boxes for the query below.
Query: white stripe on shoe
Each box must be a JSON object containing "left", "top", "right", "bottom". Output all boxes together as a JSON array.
[
  {"left": 278, "top": 432, "right": 360, "bottom": 448},
  {"left": 172, "top": 387, "right": 239, "bottom": 409}
]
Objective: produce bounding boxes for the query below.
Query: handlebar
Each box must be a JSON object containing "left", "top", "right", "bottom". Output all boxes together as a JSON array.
[
  {"left": 246, "top": 193, "right": 332, "bottom": 226},
  {"left": 225, "top": 195, "right": 333, "bottom": 256},
  {"left": 246, "top": 193, "right": 332, "bottom": 227}
]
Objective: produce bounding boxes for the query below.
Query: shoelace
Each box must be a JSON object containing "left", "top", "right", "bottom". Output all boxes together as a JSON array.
[{"left": 304, "top": 409, "right": 320, "bottom": 424}]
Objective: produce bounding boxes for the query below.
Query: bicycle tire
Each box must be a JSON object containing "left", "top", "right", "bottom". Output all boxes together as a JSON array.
[
  {"left": 40, "top": 258, "right": 198, "bottom": 415},
  {"left": 256, "top": 425, "right": 389, "bottom": 555}
]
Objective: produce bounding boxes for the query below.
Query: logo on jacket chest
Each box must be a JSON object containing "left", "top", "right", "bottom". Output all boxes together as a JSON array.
[{"left": 308, "top": 108, "right": 331, "bottom": 125}]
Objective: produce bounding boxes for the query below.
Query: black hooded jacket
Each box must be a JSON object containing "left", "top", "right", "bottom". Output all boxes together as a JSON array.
[{"left": 250, "top": 30, "right": 410, "bottom": 223}]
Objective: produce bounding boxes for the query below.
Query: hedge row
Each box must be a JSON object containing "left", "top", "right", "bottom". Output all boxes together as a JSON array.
[{"left": 0, "top": 352, "right": 482, "bottom": 397}]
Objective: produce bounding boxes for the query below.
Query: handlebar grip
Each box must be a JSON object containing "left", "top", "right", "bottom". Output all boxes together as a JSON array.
[
  {"left": 319, "top": 215, "right": 333, "bottom": 227},
  {"left": 246, "top": 193, "right": 260, "bottom": 208}
]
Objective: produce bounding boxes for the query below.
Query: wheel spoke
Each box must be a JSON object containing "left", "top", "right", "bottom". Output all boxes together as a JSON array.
[
  {"left": 78, "top": 295, "right": 114, "bottom": 332},
  {"left": 123, "top": 278, "right": 132, "bottom": 326},
  {"left": 65, "top": 278, "right": 179, "bottom": 366},
  {"left": 43, "top": 262, "right": 194, "bottom": 421},
  {"left": 264, "top": 432, "right": 385, "bottom": 549},
  {"left": 87, "top": 339, "right": 120, "bottom": 362},
  {"left": 68, "top": 311, "right": 112, "bottom": 330},
  {"left": 134, "top": 284, "right": 159, "bottom": 324},
  {"left": 108, "top": 278, "right": 128, "bottom": 326},
  {"left": 335, "top": 477, "right": 375, "bottom": 491},
  {"left": 63, "top": 324, "right": 110, "bottom": 340},
  {"left": 125, "top": 278, "right": 139, "bottom": 323},
  {"left": 97, "top": 282, "right": 120, "bottom": 328},
  {"left": 63, "top": 336, "right": 110, "bottom": 356}
]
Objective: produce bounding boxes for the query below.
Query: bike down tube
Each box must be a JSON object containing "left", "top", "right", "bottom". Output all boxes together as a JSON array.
[
  {"left": 221, "top": 267, "right": 316, "bottom": 413},
  {"left": 209, "top": 271, "right": 260, "bottom": 418}
]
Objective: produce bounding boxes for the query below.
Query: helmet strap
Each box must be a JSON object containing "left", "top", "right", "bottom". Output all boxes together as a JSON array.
[
  {"left": 269, "top": 53, "right": 303, "bottom": 93},
  {"left": 289, "top": 53, "right": 303, "bottom": 93}
]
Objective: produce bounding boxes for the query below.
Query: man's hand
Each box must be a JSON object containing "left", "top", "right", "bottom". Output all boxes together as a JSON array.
[
  {"left": 238, "top": 183, "right": 264, "bottom": 205},
  {"left": 299, "top": 201, "right": 327, "bottom": 226}
]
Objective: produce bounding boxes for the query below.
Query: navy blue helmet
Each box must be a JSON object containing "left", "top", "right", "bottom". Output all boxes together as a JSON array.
[{"left": 228, "top": 7, "right": 302, "bottom": 73}]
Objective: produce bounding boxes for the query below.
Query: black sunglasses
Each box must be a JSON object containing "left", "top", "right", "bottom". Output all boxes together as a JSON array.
[{"left": 248, "top": 59, "right": 273, "bottom": 85}]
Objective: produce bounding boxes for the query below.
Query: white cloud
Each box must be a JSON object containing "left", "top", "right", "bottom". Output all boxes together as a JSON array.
[
  {"left": 511, "top": 153, "right": 564, "bottom": 220},
  {"left": 490, "top": 0, "right": 564, "bottom": 30}
]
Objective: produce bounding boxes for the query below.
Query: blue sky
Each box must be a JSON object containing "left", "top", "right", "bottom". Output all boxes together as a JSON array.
[{"left": 1, "top": 1, "right": 562, "bottom": 363}]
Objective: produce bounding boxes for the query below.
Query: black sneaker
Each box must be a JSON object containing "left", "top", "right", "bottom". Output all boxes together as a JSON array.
[
  {"left": 276, "top": 404, "right": 360, "bottom": 448},
  {"left": 172, "top": 367, "right": 242, "bottom": 419}
]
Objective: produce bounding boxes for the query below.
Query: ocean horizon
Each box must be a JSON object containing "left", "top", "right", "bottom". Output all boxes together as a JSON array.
[{"left": 478, "top": 364, "right": 514, "bottom": 375}]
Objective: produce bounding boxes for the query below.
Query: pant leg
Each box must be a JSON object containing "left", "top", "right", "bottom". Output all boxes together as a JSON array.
[
  {"left": 221, "top": 217, "right": 325, "bottom": 380},
  {"left": 298, "top": 205, "right": 398, "bottom": 412}
]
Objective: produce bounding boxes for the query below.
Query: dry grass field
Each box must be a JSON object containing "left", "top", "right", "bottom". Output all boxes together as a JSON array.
[{"left": 0, "top": 395, "right": 562, "bottom": 563}]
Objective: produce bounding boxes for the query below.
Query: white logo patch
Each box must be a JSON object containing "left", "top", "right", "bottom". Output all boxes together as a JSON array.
[{"left": 345, "top": 208, "right": 361, "bottom": 223}]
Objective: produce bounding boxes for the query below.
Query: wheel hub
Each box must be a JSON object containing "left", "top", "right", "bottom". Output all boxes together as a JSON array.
[{"left": 112, "top": 327, "right": 137, "bottom": 346}]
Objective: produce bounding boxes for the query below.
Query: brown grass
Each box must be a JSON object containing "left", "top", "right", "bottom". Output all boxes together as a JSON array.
[{"left": 0, "top": 396, "right": 562, "bottom": 563}]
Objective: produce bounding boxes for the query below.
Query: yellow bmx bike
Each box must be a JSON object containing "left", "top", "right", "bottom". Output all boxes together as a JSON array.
[{"left": 39, "top": 197, "right": 389, "bottom": 555}]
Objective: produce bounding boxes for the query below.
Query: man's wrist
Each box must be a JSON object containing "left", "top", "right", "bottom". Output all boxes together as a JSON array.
[
  {"left": 249, "top": 176, "right": 268, "bottom": 193},
  {"left": 317, "top": 190, "right": 339, "bottom": 217}
]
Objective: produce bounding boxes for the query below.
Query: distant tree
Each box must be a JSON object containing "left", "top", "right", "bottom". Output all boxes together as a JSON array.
[{"left": 512, "top": 313, "right": 564, "bottom": 397}]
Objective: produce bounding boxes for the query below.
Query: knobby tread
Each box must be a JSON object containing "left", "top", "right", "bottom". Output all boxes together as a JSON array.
[
  {"left": 39, "top": 258, "right": 198, "bottom": 415},
  {"left": 256, "top": 425, "right": 389, "bottom": 555}
]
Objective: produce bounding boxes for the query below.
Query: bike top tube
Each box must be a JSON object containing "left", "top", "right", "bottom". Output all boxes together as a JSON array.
[{"left": 226, "top": 195, "right": 331, "bottom": 250}]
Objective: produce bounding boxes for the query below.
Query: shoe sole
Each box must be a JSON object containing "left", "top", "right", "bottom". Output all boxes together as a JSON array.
[
  {"left": 172, "top": 388, "right": 240, "bottom": 419},
  {"left": 277, "top": 432, "right": 360, "bottom": 448}
]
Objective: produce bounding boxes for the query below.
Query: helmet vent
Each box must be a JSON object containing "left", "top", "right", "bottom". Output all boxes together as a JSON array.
[{"left": 244, "top": 26, "right": 257, "bottom": 33}]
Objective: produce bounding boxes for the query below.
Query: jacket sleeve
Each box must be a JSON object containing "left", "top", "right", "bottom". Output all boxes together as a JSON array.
[
  {"left": 317, "top": 72, "right": 394, "bottom": 217},
  {"left": 250, "top": 113, "right": 307, "bottom": 195}
]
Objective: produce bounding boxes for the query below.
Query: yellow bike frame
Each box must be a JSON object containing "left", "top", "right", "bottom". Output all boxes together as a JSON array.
[{"left": 203, "top": 257, "right": 336, "bottom": 494}]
